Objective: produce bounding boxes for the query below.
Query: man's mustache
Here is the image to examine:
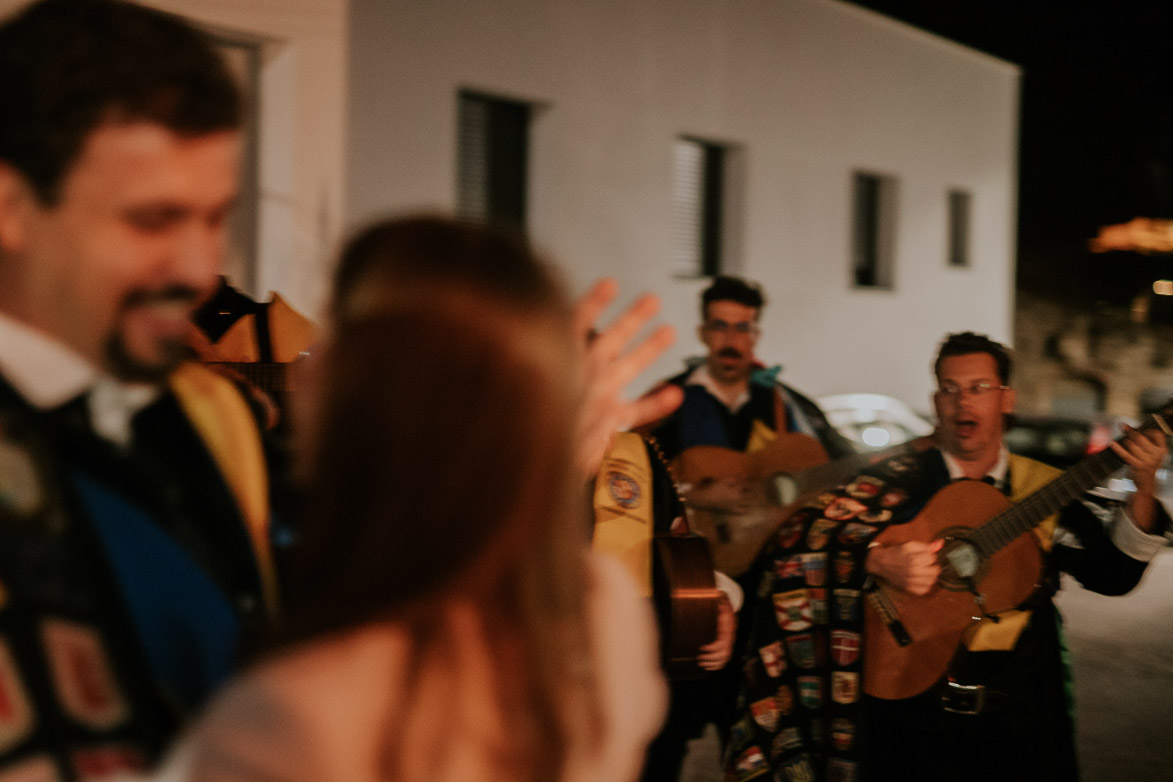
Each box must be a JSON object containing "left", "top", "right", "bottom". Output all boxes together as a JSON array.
[
  {"left": 121, "top": 286, "right": 204, "bottom": 310},
  {"left": 717, "top": 348, "right": 743, "bottom": 360}
]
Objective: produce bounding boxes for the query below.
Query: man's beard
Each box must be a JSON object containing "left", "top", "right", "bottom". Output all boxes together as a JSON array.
[{"left": 104, "top": 286, "right": 203, "bottom": 383}]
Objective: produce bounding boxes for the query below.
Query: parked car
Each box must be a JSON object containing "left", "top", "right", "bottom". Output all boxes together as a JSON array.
[{"left": 816, "top": 392, "right": 934, "bottom": 453}]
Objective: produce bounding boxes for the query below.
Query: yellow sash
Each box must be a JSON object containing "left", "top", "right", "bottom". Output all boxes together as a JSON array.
[
  {"left": 592, "top": 432, "right": 656, "bottom": 597},
  {"left": 964, "top": 454, "right": 1061, "bottom": 651},
  {"left": 169, "top": 362, "right": 278, "bottom": 617}
]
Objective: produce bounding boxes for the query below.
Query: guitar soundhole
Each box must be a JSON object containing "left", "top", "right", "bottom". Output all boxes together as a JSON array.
[{"left": 937, "top": 527, "right": 987, "bottom": 592}]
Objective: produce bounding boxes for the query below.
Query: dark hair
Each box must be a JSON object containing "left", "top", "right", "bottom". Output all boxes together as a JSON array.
[
  {"left": 700, "top": 275, "right": 765, "bottom": 320},
  {"left": 280, "top": 215, "right": 596, "bottom": 781},
  {"left": 0, "top": 0, "right": 242, "bottom": 204},
  {"left": 934, "top": 331, "right": 1013, "bottom": 384}
]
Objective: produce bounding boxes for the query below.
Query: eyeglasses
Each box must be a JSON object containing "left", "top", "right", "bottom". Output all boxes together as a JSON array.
[
  {"left": 703, "top": 319, "right": 759, "bottom": 336},
  {"left": 936, "top": 381, "right": 1009, "bottom": 398}
]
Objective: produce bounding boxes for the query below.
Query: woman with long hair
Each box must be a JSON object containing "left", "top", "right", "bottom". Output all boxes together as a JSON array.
[{"left": 164, "top": 216, "right": 672, "bottom": 782}]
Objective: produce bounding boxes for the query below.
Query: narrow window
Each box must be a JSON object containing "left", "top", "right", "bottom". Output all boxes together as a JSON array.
[
  {"left": 851, "top": 171, "right": 897, "bottom": 289},
  {"left": 673, "top": 137, "right": 727, "bottom": 277},
  {"left": 457, "top": 91, "right": 530, "bottom": 229},
  {"left": 948, "top": 189, "right": 971, "bottom": 267}
]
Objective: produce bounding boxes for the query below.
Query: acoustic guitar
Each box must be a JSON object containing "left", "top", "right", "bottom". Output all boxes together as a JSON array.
[
  {"left": 864, "top": 405, "right": 1173, "bottom": 700},
  {"left": 675, "top": 434, "right": 932, "bottom": 576},
  {"left": 652, "top": 534, "right": 722, "bottom": 680}
]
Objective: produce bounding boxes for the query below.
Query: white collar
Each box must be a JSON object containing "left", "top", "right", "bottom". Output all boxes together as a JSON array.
[
  {"left": 0, "top": 310, "right": 98, "bottom": 409},
  {"left": 942, "top": 445, "right": 1009, "bottom": 485},
  {"left": 685, "top": 363, "right": 750, "bottom": 413},
  {"left": 0, "top": 310, "right": 160, "bottom": 446}
]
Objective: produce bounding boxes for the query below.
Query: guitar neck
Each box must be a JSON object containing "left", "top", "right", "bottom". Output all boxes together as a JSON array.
[{"left": 968, "top": 407, "right": 1173, "bottom": 556}]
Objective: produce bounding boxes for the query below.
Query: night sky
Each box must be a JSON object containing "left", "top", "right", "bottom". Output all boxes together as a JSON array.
[{"left": 849, "top": 0, "right": 1173, "bottom": 310}]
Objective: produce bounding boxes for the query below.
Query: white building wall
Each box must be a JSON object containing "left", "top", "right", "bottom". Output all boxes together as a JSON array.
[{"left": 347, "top": 0, "right": 1020, "bottom": 413}]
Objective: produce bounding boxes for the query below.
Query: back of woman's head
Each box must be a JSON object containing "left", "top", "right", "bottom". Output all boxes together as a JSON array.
[{"left": 285, "top": 215, "right": 581, "bottom": 631}]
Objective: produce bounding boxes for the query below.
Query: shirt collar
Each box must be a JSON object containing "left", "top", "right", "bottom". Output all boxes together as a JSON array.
[
  {"left": 685, "top": 363, "right": 750, "bottom": 413},
  {"left": 0, "top": 310, "right": 98, "bottom": 409},
  {"left": 942, "top": 445, "right": 1009, "bottom": 486}
]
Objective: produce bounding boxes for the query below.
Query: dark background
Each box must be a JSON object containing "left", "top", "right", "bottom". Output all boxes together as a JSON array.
[{"left": 849, "top": 1, "right": 1173, "bottom": 312}]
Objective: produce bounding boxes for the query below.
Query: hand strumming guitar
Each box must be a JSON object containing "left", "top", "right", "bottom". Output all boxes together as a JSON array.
[
  {"left": 866, "top": 538, "right": 944, "bottom": 596},
  {"left": 696, "top": 594, "right": 736, "bottom": 671},
  {"left": 1111, "top": 424, "right": 1169, "bottom": 533}
]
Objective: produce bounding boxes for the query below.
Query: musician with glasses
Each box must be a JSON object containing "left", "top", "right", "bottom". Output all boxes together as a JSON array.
[{"left": 725, "top": 330, "right": 1169, "bottom": 782}]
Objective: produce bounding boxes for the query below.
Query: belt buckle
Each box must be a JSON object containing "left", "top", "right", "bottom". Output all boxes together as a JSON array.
[{"left": 941, "top": 681, "right": 986, "bottom": 715}]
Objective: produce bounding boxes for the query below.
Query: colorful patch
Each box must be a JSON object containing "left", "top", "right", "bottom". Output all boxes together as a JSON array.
[
  {"left": 831, "top": 671, "right": 860, "bottom": 704},
  {"left": 734, "top": 745, "right": 768, "bottom": 775},
  {"left": 831, "top": 630, "right": 862, "bottom": 667},
  {"left": 834, "top": 589, "right": 861, "bottom": 622},
  {"left": 779, "top": 753, "right": 816, "bottom": 782},
  {"left": 786, "top": 634, "right": 816, "bottom": 669},
  {"left": 773, "top": 590, "right": 812, "bottom": 632},
  {"left": 750, "top": 696, "right": 780, "bottom": 732},
  {"left": 885, "top": 455, "right": 917, "bottom": 473},
  {"left": 774, "top": 555, "right": 803, "bottom": 580},
  {"left": 834, "top": 551, "right": 856, "bottom": 583},
  {"left": 831, "top": 718, "right": 857, "bottom": 751},
  {"left": 808, "top": 588, "right": 828, "bottom": 624},
  {"left": 845, "top": 476, "right": 885, "bottom": 499},
  {"left": 775, "top": 516, "right": 807, "bottom": 549},
  {"left": 0, "top": 640, "right": 34, "bottom": 755},
  {"left": 859, "top": 508, "right": 893, "bottom": 524},
  {"left": 801, "top": 553, "right": 827, "bottom": 586},
  {"left": 771, "top": 726, "right": 804, "bottom": 758},
  {"left": 824, "top": 496, "right": 866, "bottom": 521},
  {"left": 837, "top": 522, "right": 878, "bottom": 545},
  {"left": 759, "top": 641, "right": 786, "bottom": 678},
  {"left": 880, "top": 488, "right": 908, "bottom": 508},
  {"left": 605, "top": 471, "right": 641, "bottom": 509},
  {"left": 42, "top": 618, "right": 129, "bottom": 731},
  {"left": 806, "top": 518, "right": 837, "bottom": 550}
]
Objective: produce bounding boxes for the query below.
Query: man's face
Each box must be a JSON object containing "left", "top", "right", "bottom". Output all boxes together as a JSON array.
[
  {"left": 933, "top": 352, "right": 1016, "bottom": 463},
  {"left": 0, "top": 121, "right": 240, "bottom": 381},
  {"left": 699, "top": 299, "right": 759, "bottom": 385}
]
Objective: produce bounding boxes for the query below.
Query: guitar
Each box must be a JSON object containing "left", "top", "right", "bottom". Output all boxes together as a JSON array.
[
  {"left": 675, "top": 434, "right": 932, "bottom": 576},
  {"left": 863, "top": 405, "right": 1173, "bottom": 700},
  {"left": 652, "top": 534, "right": 722, "bottom": 680}
]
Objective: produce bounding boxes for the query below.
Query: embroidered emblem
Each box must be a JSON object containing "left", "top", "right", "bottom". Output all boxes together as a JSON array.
[
  {"left": 801, "top": 553, "right": 827, "bottom": 586},
  {"left": 805, "top": 518, "right": 837, "bottom": 550},
  {"left": 831, "top": 717, "right": 856, "bottom": 751},
  {"left": 834, "top": 551, "right": 856, "bottom": 583},
  {"left": 880, "top": 488, "right": 908, "bottom": 508},
  {"left": 837, "top": 522, "right": 878, "bottom": 546},
  {"left": 0, "top": 755, "right": 58, "bottom": 782},
  {"left": 71, "top": 745, "right": 146, "bottom": 778},
  {"left": 831, "top": 630, "right": 862, "bottom": 667},
  {"left": 750, "top": 696, "right": 780, "bottom": 731},
  {"left": 771, "top": 726, "right": 804, "bottom": 757},
  {"left": 785, "top": 634, "right": 816, "bottom": 669},
  {"left": 779, "top": 753, "right": 816, "bottom": 782},
  {"left": 824, "top": 496, "right": 865, "bottom": 521},
  {"left": 0, "top": 641, "right": 34, "bottom": 754},
  {"left": 758, "top": 641, "right": 786, "bottom": 678},
  {"left": 42, "top": 618, "right": 130, "bottom": 731},
  {"left": 808, "top": 588, "right": 828, "bottom": 624},
  {"left": 734, "top": 745, "right": 768, "bottom": 775},
  {"left": 811, "top": 491, "right": 837, "bottom": 509},
  {"left": 834, "top": 589, "right": 861, "bottom": 622},
  {"left": 774, "top": 590, "right": 812, "bottom": 632},
  {"left": 846, "top": 476, "right": 884, "bottom": 499},
  {"left": 774, "top": 555, "right": 803, "bottom": 580},
  {"left": 831, "top": 671, "right": 860, "bottom": 704},
  {"left": 775, "top": 516, "right": 806, "bottom": 549},
  {"left": 605, "top": 471, "right": 641, "bottom": 509}
]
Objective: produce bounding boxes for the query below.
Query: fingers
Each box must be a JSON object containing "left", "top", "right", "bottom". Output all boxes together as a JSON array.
[
  {"left": 572, "top": 278, "right": 618, "bottom": 346},
  {"left": 628, "top": 384, "right": 684, "bottom": 433}
]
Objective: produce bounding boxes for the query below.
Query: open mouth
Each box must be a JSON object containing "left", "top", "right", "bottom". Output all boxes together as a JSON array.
[{"left": 954, "top": 418, "right": 978, "bottom": 438}]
